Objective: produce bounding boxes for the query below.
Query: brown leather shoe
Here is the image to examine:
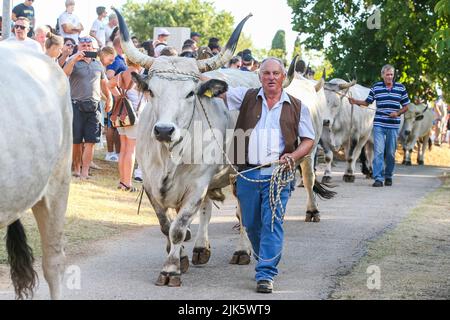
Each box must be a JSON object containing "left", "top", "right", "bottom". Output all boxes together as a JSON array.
[{"left": 256, "top": 280, "right": 273, "bottom": 293}]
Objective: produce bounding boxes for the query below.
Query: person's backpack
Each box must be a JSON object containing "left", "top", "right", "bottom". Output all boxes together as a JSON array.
[{"left": 111, "top": 74, "right": 138, "bottom": 128}]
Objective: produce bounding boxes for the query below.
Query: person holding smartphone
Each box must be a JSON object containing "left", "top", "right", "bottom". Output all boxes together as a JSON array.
[{"left": 63, "top": 36, "right": 112, "bottom": 179}]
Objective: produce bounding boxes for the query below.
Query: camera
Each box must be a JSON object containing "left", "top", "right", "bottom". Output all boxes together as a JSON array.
[{"left": 83, "top": 51, "right": 98, "bottom": 59}]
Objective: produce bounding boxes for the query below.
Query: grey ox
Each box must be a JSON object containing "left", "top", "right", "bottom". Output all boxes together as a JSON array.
[
  {"left": 322, "top": 79, "right": 376, "bottom": 183},
  {"left": 114, "top": 8, "right": 334, "bottom": 287},
  {"left": 0, "top": 45, "right": 72, "bottom": 299},
  {"left": 401, "top": 103, "right": 434, "bottom": 165}
]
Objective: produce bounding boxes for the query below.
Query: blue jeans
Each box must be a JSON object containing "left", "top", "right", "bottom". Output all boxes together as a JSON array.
[
  {"left": 236, "top": 169, "right": 290, "bottom": 282},
  {"left": 373, "top": 126, "right": 399, "bottom": 182}
]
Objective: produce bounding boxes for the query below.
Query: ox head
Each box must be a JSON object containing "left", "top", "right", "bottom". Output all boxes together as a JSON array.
[
  {"left": 321, "top": 79, "right": 356, "bottom": 150},
  {"left": 323, "top": 79, "right": 357, "bottom": 123},
  {"left": 403, "top": 103, "right": 426, "bottom": 136},
  {"left": 112, "top": 8, "right": 251, "bottom": 145}
]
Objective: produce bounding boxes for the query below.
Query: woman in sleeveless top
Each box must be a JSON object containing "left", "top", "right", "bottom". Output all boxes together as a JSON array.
[{"left": 114, "top": 57, "right": 146, "bottom": 191}]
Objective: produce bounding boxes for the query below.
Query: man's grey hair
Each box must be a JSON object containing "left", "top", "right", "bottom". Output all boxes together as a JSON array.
[
  {"left": 381, "top": 64, "right": 395, "bottom": 76},
  {"left": 259, "top": 57, "right": 287, "bottom": 76}
]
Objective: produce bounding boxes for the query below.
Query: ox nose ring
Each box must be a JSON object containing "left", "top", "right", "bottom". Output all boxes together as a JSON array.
[{"left": 154, "top": 125, "right": 175, "bottom": 142}]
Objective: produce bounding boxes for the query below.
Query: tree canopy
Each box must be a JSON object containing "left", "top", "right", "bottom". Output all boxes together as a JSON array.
[
  {"left": 122, "top": 0, "right": 234, "bottom": 47},
  {"left": 269, "top": 30, "right": 287, "bottom": 62},
  {"left": 288, "top": 0, "right": 449, "bottom": 100}
]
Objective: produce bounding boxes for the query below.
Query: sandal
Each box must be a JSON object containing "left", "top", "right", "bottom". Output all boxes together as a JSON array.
[{"left": 119, "top": 182, "right": 137, "bottom": 192}]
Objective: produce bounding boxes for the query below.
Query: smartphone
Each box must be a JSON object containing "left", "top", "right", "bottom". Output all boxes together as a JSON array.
[{"left": 83, "top": 51, "right": 98, "bottom": 59}]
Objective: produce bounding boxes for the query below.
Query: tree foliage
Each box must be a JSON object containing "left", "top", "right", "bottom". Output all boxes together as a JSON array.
[
  {"left": 292, "top": 36, "right": 302, "bottom": 60},
  {"left": 122, "top": 0, "right": 234, "bottom": 47},
  {"left": 288, "top": 0, "right": 449, "bottom": 99},
  {"left": 269, "top": 30, "right": 287, "bottom": 62}
]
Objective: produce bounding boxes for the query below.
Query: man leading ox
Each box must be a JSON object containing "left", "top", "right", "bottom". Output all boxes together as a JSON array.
[
  {"left": 222, "top": 58, "right": 315, "bottom": 293},
  {"left": 349, "top": 64, "right": 410, "bottom": 187}
]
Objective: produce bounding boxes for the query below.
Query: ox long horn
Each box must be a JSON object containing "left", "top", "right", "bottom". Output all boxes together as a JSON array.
[
  {"left": 196, "top": 13, "right": 253, "bottom": 73},
  {"left": 315, "top": 78, "right": 325, "bottom": 92},
  {"left": 282, "top": 55, "right": 299, "bottom": 88},
  {"left": 322, "top": 68, "right": 326, "bottom": 80},
  {"left": 338, "top": 79, "right": 356, "bottom": 90},
  {"left": 112, "top": 7, "right": 155, "bottom": 69}
]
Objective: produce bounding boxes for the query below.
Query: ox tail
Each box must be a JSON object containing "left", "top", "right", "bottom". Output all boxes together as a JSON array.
[
  {"left": 428, "top": 137, "right": 433, "bottom": 151},
  {"left": 313, "top": 180, "right": 337, "bottom": 200},
  {"left": 6, "top": 219, "right": 38, "bottom": 300}
]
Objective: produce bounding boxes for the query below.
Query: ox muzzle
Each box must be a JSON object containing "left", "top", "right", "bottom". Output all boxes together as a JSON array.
[
  {"left": 404, "top": 130, "right": 411, "bottom": 136},
  {"left": 154, "top": 124, "right": 175, "bottom": 143}
]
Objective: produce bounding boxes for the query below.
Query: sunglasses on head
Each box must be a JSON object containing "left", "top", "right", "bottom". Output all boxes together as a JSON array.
[
  {"left": 14, "top": 25, "right": 27, "bottom": 30},
  {"left": 78, "top": 38, "right": 93, "bottom": 43}
]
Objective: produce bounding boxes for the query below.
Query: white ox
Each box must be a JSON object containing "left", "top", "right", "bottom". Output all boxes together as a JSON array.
[
  {"left": 322, "top": 79, "right": 376, "bottom": 183},
  {"left": 401, "top": 103, "right": 434, "bottom": 165},
  {"left": 0, "top": 45, "right": 72, "bottom": 299},
  {"left": 287, "top": 74, "right": 336, "bottom": 222},
  {"left": 114, "top": 8, "right": 335, "bottom": 286}
]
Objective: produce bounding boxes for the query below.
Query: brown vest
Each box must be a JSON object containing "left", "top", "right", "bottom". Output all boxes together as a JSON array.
[{"left": 233, "top": 88, "right": 301, "bottom": 169}]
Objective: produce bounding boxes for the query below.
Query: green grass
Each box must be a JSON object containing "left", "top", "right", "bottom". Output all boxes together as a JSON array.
[
  {"left": 331, "top": 175, "right": 450, "bottom": 300},
  {"left": 0, "top": 155, "right": 158, "bottom": 264}
]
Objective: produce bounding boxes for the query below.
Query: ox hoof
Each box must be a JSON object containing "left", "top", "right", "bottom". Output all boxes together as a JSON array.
[
  {"left": 192, "top": 246, "right": 211, "bottom": 265},
  {"left": 155, "top": 272, "right": 170, "bottom": 286},
  {"left": 305, "top": 213, "right": 313, "bottom": 222},
  {"left": 168, "top": 275, "right": 182, "bottom": 287},
  {"left": 402, "top": 160, "right": 406, "bottom": 165},
  {"left": 229, "top": 251, "right": 251, "bottom": 265},
  {"left": 185, "top": 228, "right": 192, "bottom": 242},
  {"left": 180, "top": 256, "right": 190, "bottom": 274},
  {"left": 405, "top": 161, "right": 412, "bottom": 166},
  {"left": 322, "top": 176, "right": 332, "bottom": 184},
  {"left": 312, "top": 213, "right": 321, "bottom": 223},
  {"left": 343, "top": 174, "right": 355, "bottom": 183},
  {"left": 418, "top": 160, "right": 424, "bottom": 165}
]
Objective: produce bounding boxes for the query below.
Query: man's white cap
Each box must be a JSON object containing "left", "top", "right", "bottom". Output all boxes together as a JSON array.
[{"left": 157, "top": 28, "right": 171, "bottom": 36}]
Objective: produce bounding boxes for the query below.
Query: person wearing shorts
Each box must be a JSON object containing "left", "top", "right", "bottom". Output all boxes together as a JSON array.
[{"left": 64, "top": 36, "right": 112, "bottom": 179}]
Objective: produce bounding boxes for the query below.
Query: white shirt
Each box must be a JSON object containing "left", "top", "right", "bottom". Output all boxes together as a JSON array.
[
  {"left": 4, "top": 36, "right": 43, "bottom": 53},
  {"left": 59, "top": 11, "right": 81, "bottom": 44},
  {"left": 227, "top": 87, "right": 315, "bottom": 166},
  {"left": 90, "top": 19, "right": 106, "bottom": 48},
  {"left": 104, "top": 23, "right": 116, "bottom": 46}
]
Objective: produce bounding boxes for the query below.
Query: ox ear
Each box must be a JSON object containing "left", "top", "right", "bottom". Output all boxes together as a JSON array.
[
  {"left": 131, "top": 71, "right": 150, "bottom": 93},
  {"left": 198, "top": 79, "right": 228, "bottom": 98}
]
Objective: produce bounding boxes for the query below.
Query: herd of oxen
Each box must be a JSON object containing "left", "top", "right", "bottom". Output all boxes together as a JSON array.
[{"left": 0, "top": 10, "right": 438, "bottom": 299}]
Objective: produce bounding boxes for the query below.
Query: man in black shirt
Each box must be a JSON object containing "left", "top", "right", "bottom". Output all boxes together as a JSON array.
[{"left": 12, "top": 0, "right": 35, "bottom": 37}]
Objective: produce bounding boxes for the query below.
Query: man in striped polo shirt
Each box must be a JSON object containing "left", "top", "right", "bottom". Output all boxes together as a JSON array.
[{"left": 349, "top": 64, "right": 410, "bottom": 187}]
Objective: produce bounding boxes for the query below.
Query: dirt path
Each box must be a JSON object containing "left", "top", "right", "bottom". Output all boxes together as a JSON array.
[{"left": 1, "top": 162, "right": 448, "bottom": 300}]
